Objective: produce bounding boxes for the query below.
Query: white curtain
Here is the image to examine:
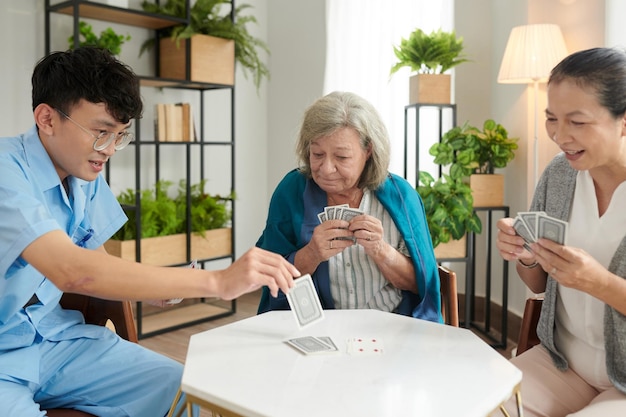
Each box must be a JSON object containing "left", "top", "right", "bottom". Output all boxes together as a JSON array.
[{"left": 324, "top": 0, "right": 454, "bottom": 177}]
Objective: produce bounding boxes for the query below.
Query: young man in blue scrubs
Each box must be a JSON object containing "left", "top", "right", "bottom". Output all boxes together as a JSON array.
[{"left": 0, "top": 47, "right": 299, "bottom": 416}]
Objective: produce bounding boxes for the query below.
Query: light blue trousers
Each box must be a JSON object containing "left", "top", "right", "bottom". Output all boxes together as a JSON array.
[{"left": 0, "top": 328, "right": 196, "bottom": 416}]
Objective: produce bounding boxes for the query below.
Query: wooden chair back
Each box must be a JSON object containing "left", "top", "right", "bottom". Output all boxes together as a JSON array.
[
  {"left": 516, "top": 297, "right": 543, "bottom": 355},
  {"left": 46, "top": 294, "right": 138, "bottom": 416},
  {"left": 60, "top": 293, "right": 138, "bottom": 343},
  {"left": 438, "top": 265, "right": 459, "bottom": 327}
]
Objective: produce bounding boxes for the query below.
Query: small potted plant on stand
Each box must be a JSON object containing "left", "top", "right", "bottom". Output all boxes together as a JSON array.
[
  {"left": 140, "top": 0, "right": 269, "bottom": 91},
  {"left": 389, "top": 28, "right": 469, "bottom": 104},
  {"left": 417, "top": 171, "right": 482, "bottom": 258},
  {"left": 428, "top": 119, "right": 518, "bottom": 207}
]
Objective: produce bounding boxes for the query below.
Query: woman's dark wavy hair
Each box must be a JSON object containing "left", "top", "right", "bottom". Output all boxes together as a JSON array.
[
  {"left": 549, "top": 47, "right": 626, "bottom": 118},
  {"left": 32, "top": 47, "right": 142, "bottom": 123}
]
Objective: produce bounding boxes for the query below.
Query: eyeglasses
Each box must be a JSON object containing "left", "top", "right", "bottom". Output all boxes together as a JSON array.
[{"left": 56, "top": 109, "right": 134, "bottom": 151}]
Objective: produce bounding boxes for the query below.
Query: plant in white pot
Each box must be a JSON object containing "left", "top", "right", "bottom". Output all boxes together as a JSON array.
[{"left": 389, "top": 28, "right": 469, "bottom": 104}]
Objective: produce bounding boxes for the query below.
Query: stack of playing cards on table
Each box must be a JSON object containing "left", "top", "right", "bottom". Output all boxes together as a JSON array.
[
  {"left": 317, "top": 204, "right": 364, "bottom": 223},
  {"left": 285, "top": 336, "right": 339, "bottom": 355},
  {"left": 513, "top": 211, "right": 568, "bottom": 249}
]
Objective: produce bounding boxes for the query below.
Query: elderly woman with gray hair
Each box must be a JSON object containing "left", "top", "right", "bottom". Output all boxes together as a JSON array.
[{"left": 256, "top": 91, "right": 441, "bottom": 322}]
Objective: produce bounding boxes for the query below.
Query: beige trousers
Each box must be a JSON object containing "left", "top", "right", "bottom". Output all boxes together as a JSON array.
[{"left": 498, "top": 345, "right": 626, "bottom": 417}]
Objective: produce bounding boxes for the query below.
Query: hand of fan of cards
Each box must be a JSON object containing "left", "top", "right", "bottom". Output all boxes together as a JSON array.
[
  {"left": 513, "top": 211, "right": 569, "bottom": 251},
  {"left": 317, "top": 204, "right": 364, "bottom": 223},
  {"left": 317, "top": 204, "right": 364, "bottom": 243}
]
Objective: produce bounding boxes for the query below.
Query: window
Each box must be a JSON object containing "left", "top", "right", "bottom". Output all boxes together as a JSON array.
[{"left": 324, "top": 0, "right": 454, "bottom": 176}]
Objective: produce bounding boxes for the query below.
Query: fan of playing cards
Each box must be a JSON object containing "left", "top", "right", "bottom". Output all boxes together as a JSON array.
[
  {"left": 318, "top": 204, "right": 364, "bottom": 223},
  {"left": 513, "top": 211, "right": 568, "bottom": 249}
]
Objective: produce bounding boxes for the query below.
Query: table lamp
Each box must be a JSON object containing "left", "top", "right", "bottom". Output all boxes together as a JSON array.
[{"left": 497, "top": 24, "right": 567, "bottom": 186}]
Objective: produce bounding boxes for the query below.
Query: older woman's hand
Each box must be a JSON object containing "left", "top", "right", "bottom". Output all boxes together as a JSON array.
[
  {"left": 349, "top": 214, "right": 386, "bottom": 256},
  {"left": 308, "top": 219, "right": 355, "bottom": 262}
]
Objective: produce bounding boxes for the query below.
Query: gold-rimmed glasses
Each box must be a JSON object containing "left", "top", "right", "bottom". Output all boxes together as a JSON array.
[{"left": 56, "top": 109, "right": 134, "bottom": 151}]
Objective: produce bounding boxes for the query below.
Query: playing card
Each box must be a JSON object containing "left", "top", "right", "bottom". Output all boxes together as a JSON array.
[
  {"left": 286, "top": 274, "right": 325, "bottom": 328},
  {"left": 285, "top": 336, "right": 338, "bottom": 355},
  {"left": 316, "top": 336, "right": 338, "bottom": 351},
  {"left": 347, "top": 337, "right": 384, "bottom": 355},
  {"left": 324, "top": 206, "right": 337, "bottom": 221},
  {"left": 513, "top": 217, "right": 534, "bottom": 252},
  {"left": 337, "top": 207, "right": 364, "bottom": 222},
  {"left": 537, "top": 214, "right": 568, "bottom": 245},
  {"left": 517, "top": 212, "right": 539, "bottom": 242},
  {"left": 317, "top": 212, "right": 328, "bottom": 223}
]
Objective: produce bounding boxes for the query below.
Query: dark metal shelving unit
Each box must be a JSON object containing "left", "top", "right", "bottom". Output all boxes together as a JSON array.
[
  {"left": 404, "top": 103, "right": 509, "bottom": 349},
  {"left": 45, "top": 0, "right": 237, "bottom": 339}
]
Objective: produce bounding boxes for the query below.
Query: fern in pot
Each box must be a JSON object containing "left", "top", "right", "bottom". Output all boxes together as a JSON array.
[{"left": 140, "top": 0, "right": 269, "bottom": 91}]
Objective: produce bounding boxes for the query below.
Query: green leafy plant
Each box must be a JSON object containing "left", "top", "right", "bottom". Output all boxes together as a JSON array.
[
  {"left": 68, "top": 21, "right": 131, "bottom": 55},
  {"left": 429, "top": 119, "right": 519, "bottom": 177},
  {"left": 390, "top": 28, "right": 468, "bottom": 76},
  {"left": 175, "top": 179, "right": 234, "bottom": 237},
  {"left": 140, "top": 0, "right": 270, "bottom": 91},
  {"left": 112, "top": 180, "right": 233, "bottom": 240},
  {"left": 417, "top": 171, "right": 482, "bottom": 248}
]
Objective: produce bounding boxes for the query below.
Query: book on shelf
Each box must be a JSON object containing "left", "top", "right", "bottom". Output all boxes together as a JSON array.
[{"left": 154, "top": 102, "right": 196, "bottom": 142}]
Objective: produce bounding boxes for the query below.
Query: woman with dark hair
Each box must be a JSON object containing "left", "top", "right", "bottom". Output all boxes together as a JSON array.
[
  {"left": 257, "top": 91, "right": 441, "bottom": 322},
  {"left": 497, "top": 47, "right": 626, "bottom": 416}
]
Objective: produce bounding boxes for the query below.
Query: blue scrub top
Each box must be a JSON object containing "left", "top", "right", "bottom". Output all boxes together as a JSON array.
[{"left": 0, "top": 125, "right": 127, "bottom": 382}]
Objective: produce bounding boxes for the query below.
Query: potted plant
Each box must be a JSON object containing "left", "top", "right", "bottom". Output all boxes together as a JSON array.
[
  {"left": 140, "top": 0, "right": 269, "bottom": 91},
  {"left": 105, "top": 180, "right": 234, "bottom": 266},
  {"left": 417, "top": 171, "right": 482, "bottom": 257},
  {"left": 389, "top": 28, "right": 468, "bottom": 104},
  {"left": 428, "top": 119, "right": 518, "bottom": 207},
  {"left": 68, "top": 21, "right": 131, "bottom": 55}
]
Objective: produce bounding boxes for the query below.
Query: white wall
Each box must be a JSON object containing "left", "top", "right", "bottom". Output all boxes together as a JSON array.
[{"left": 266, "top": 0, "right": 326, "bottom": 192}]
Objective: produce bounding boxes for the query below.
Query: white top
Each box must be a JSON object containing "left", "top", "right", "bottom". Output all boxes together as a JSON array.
[
  {"left": 329, "top": 189, "right": 404, "bottom": 311},
  {"left": 555, "top": 170, "right": 626, "bottom": 389},
  {"left": 181, "top": 310, "right": 522, "bottom": 417}
]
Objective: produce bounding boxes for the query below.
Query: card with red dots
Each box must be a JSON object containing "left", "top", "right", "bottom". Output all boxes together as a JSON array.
[{"left": 347, "top": 337, "right": 384, "bottom": 355}]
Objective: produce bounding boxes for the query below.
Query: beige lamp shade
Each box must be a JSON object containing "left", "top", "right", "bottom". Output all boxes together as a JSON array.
[{"left": 498, "top": 24, "right": 568, "bottom": 84}]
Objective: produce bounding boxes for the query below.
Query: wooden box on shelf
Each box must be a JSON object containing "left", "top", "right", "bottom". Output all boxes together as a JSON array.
[
  {"left": 104, "top": 227, "right": 232, "bottom": 266},
  {"left": 470, "top": 174, "right": 504, "bottom": 207},
  {"left": 159, "top": 34, "right": 235, "bottom": 85},
  {"left": 434, "top": 235, "right": 466, "bottom": 259},
  {"left": 409, "top": 74, "right": 451, "bottom": 104}
]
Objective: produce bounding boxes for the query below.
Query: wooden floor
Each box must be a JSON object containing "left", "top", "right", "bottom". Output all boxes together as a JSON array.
[{"left": 139, "top": 290, "right": 516, "bottom": 415}]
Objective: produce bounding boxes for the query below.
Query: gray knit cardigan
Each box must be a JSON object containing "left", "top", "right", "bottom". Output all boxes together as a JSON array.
[{"left": 532, "top": 153, "right": 626, "bottom": 393}]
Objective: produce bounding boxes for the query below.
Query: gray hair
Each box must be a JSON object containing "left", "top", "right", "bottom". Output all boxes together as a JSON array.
[{"left": 295, "top": 91, "right": 390, "bottom": 189}]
